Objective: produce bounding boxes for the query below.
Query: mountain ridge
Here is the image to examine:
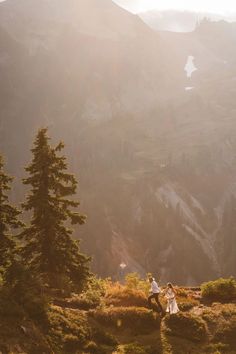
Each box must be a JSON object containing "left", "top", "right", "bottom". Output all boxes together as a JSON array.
[
  {"left": 0, "top": 1, "right": 236, "bottom": 283},
  {"left": 139, "top": 9, "right": 236, "bottom": 33}
]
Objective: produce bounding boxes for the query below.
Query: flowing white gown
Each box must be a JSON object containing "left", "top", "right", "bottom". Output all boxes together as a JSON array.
[{"left": 166, "top": 288, "right": 179, "bottom": 314}]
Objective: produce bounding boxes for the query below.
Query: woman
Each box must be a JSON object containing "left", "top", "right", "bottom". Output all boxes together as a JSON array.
[{"left": 165, "top": 283, "right": 179, "bottom": 315}]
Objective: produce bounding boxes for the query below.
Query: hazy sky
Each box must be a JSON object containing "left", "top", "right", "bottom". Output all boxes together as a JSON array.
[
  {"left": 114, "top": 0, "right": 236, "bottom": 14},
  {"left": 0, "top": 0, "right": 235, "bottom": 15}
]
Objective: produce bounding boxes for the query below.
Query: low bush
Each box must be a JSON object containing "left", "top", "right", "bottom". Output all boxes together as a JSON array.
[
  {"left": 47, "top": 306, "right": 89, "bottom": 352},
  {"left": 92, "top": 327, "right": 118, "bottom": 346},
  {"left": 165, "top": 312, "right": 207, "bottom": 342},
  {"left": 201, "top": 278, "right": 236, "bottom": 302},
  {"left": 117, "top": 343, "right": 150, "bottom": 354},
  {"left": 90, "top": 306, "right": 159, "bottom": 334},
  {"left": 84, "top": 341, "right": 99, "bottom": 353},
  {"left": 0, "top": 287, "right": 25, "bottom": 319},
  {"left": 69, "top": 276, "right": 105, "bottom": 310},
  {"left": 68, "top": 292, "right": 101, "bottom": 310},
  {"left": 4, "top": 263, "right": 49, "bottom": 324},
  {"left": 178, "top": 297, "right": 199, "bottom": 311},
  {"left": 0, "top": 289, "right": 52, "bottom": 354},
  {"left": 176, "top": 288, "right": 188, "bottom": 298},
  {"left": 221, "top": 304, "right": 236, "bottom": 318},
  {"left": 116, "top": 343, "right": 158, "bottom": 354},
  {"left": 84, "top": 341, "right": 116, "bottom": 354},
  {"left": 205, "top": 342, "right": 230, "bottom": 353},
  {"left": 202, "top": 303, "right": 236, "bottom": 350},
  {"left": 202, "top": 310, "right": 218, "bottom": 326},
  {"left": 105, "top": 285, "right": 147, "bottom": 308},
  {"left": 125, "top": 273, "right": 150, "bottom": 295},
  {"left": 63, "top": 334, "right": 82, "bottom": 353},
  {"left": 214, "top": 315, "right": 236, "bottom": 347}
]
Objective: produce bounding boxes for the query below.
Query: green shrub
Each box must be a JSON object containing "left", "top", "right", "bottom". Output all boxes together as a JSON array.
[
  {"left": 201, "top": 278, "right": 236, "bottom": 302},
  {"left": 221, "top": 304, "right": 236, "bottom": 318},
  {"left": 92, "top": 327, "right": 118, "bottom": 346},
  {"left": 125, "top": 273, "right": 140, "bottom": 289},
  {"left": 22, "top": 292, "right": 49, "bottom": 324},
  {"left": 0, "top": 287, "right": 24, "bottom": 319},
  {"left": 176, "top": 288, "right": 188, "bottom": 298},
  {"left": 63, "top": 334, "right": 82, "bottom": 353},
  {"left": 5, "top": 263, "right": 49, "bottom": 323},
  {"left": 202, "top": 310, "right": 218, "bottom": 326},
  {"left": 69, "top": 292, "right": 101, "bottom": 310},
  {"left": 178, "top": 298, "right": 199, "bottom": 311},
  {"left": 120, "top": 343, "right": 148, "bottom": 354},
  {"left": 116, "top": 343, "right": 157, "bottom": 354},
  {"left": 165, "top": 312, "right": 207, "bottom": 342},
  {"left": 47, "top": 306, "right": 89, "bottom": 351},
  {"left": 214, "top": 316, "right": 236, "bottom": 347},
  {"left": 125, "top": 273, "right": 150, "bottom": 295},
  {"left": 90, "top": 307, "right": 159, "bottom": 334},
  {"left": 0, "top": 286, "right": 52, "bottom": 354},
  {"left": 70, "top": 276, "right": 105, "bottom": 310},
  {"left": 84, "top": 341, "right": 100, "bottom": 353},
  {"left": 205, "top": 343, "right": 230, "bottom": 353},
  {"left": 84, "top": 341, "right": 115, "bottom": 354}
]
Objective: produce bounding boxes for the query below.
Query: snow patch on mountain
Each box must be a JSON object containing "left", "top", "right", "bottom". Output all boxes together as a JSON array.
[
  {"left": 184, "top": 55, "right": 197, "bottom": 78},
  {"left": 185, "top": 86, "right": 194, "bottom": 91}
]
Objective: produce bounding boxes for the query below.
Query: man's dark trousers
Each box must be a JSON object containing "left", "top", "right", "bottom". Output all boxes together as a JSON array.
[{"left": 148, "top": 293, "right": 164, "bottom": 313}]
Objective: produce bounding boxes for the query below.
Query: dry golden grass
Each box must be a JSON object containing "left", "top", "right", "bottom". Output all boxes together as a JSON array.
[
  {"left": 89, "top": 306, "right": 160, "bottom": 335},
  {"left": 105, "top": 283, "right": 147, "bottom": 308}
]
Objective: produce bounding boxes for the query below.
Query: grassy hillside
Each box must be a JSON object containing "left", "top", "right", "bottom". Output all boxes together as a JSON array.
[{"left": 0, "top": 276, "right": 236, "bottom": 354}]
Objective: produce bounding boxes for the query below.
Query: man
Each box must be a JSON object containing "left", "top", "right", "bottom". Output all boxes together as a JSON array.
[{"left": 148, "top": 276, "right": 165, "bottom": 315}]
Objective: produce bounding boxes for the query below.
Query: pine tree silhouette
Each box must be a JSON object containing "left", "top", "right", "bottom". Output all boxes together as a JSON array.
[{"left": 19, "top": 128, "right": 90, "bottom": 289}]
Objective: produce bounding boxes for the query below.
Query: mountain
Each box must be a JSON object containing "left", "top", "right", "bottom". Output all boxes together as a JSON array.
[
  {"left": 0, "top": 0, "right": 176, "bottom": 165},
  {"left": 0, "top": 1, "right": 236, "bottom": 284},
  {"left": 139, "top": 9, "right": 236, "bottom": 33},
  {"left": 0, "top": 0, "right": 151, "bottom": 40}
]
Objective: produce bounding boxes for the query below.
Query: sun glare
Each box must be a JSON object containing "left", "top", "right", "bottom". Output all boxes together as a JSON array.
[{"left": 114, "top": 0, "right": 236, "bottom": 14}]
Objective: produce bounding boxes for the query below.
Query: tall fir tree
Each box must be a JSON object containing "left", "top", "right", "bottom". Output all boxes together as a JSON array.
[
  {"left": 20, "top": 128, "right": 90, "bottom": 289},
  {"left": 0, "top": 155, "right": 23, "bottom": 272}
]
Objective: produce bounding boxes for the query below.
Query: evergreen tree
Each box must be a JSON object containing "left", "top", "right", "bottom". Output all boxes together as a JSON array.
[
  {"left": 20, "top": 128, "right": 90, "bottom": 289},
  {"left": 0, "top": 155, "right": 23, "bottom": 273}
]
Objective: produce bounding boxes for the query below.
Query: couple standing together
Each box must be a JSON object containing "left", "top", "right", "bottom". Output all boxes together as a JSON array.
[{"left": 148, "top": 277, "right": 179, "bottom": 316}]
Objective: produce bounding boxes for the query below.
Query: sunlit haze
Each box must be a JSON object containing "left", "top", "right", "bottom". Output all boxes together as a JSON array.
[{"left": 114, "top": 0, "right": 236, "bottom": 14}]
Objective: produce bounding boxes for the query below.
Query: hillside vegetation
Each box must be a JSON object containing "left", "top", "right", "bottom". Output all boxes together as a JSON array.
[{"left": 0, "top": 275, "right": 235, "bottom": 354}]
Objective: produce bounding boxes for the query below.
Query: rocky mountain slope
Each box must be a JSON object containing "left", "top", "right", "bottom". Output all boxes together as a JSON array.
[{"left": 0, "top": 0, "right": 236, "bottom": 284}]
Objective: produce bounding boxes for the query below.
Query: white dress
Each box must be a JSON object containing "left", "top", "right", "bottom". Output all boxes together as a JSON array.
[{"left": 166, "top": 288, "right": 179, "bottom": 314}]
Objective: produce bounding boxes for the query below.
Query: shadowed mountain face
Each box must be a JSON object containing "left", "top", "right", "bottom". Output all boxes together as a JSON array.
[{"left": 0, "top": 0, "right": 236, "bottom": 284}]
